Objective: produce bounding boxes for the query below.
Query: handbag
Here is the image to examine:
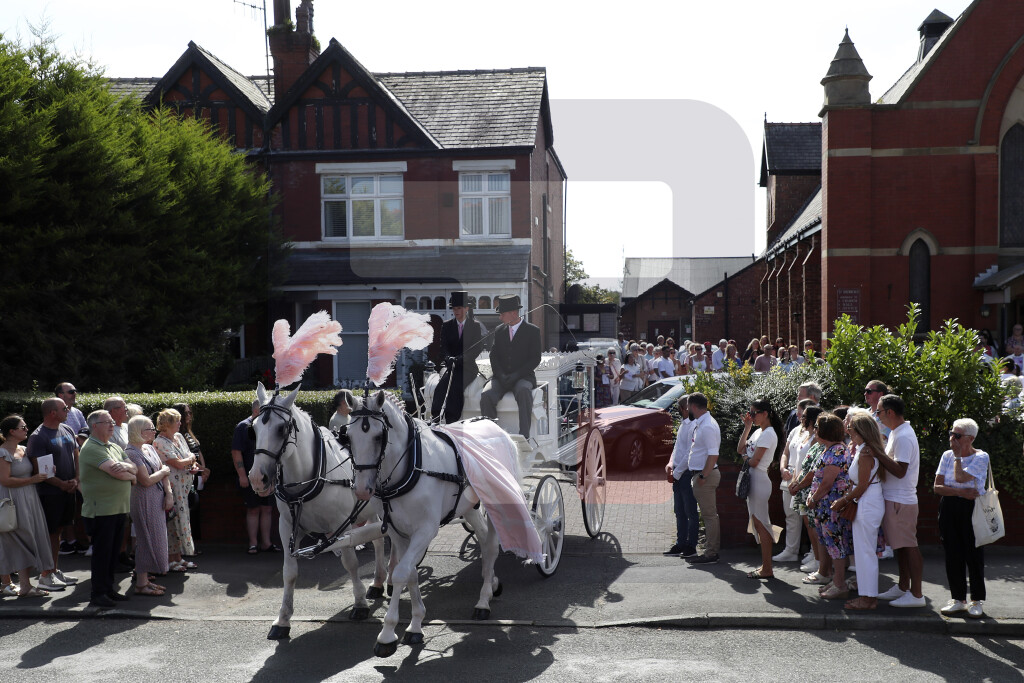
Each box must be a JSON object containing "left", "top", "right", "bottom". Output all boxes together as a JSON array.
[
  {"left": 972, "top": 464, "right": 1005, "bottom": 547},
  {"left": 735, "top": 461, "right": 751, "bottom": 499},
  {"left": 838, "top": 499, "right": 857, "bottom": 522},
  {"left": 0, "top": 497, "right": 17, "bottom": 533}
]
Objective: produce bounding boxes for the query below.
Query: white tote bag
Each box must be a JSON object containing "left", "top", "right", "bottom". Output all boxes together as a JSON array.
[
  {"left": 972, "top": 465, "right": 1005, "bottom": 547},
  {"left": 0, "top": 497, "right": 16, "bottom": 533}
]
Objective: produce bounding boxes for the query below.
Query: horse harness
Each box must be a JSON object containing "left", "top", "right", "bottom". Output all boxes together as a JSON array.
[
  {"left": 254, "top": 396, "right": 368, "bottom": 558},
  {"left": 348, "top": 403, "right": 470, "bottom": 538}
]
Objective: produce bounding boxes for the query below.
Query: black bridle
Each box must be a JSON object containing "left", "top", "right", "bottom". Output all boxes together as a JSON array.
[{"left": 253, "top": 392, "right": 367, "bottom": 558}]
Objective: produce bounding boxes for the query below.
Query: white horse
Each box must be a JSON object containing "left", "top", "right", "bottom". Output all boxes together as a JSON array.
[
  {"left": 339, "top": 389, "right": 505, "bottom": 658},
  {"left": 248, "top": 383, "right": 388, "bottom": 640}
]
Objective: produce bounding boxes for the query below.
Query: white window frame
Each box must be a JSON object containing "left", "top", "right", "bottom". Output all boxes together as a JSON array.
[
  {"left": 458, "top": 171, "right": 512, "bottom": 238},
  {"left": 318, "top": 162, "right": 407, "bottom": 241}
]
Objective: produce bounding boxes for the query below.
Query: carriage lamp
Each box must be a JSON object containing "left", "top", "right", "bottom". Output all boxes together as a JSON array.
[
  {"left": 424, "top": 360, "right": 436, "bottom": 377},
  {"left": 572, "top": 362, "right": 586, "bottom": 390}
]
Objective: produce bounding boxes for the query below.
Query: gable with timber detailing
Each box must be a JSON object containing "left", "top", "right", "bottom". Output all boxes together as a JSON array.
[
  {"left": 266, "top": 39, "right": 436, "bottom": 152},
  {"left": 146, "top": 42, "right": 271, "bottom": 150}
]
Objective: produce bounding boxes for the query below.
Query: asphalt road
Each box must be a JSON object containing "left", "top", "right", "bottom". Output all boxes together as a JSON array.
[{"left": 1, "top": 619, "right": 1021, "bottom": 682}]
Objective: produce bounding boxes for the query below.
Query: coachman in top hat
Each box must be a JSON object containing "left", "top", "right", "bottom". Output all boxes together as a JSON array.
[
  {"left": 431, "top": 291, "right": 486, "bottom": 424},
  {"left": 480, "top": 295, "right": 542, "bottom": 438}
]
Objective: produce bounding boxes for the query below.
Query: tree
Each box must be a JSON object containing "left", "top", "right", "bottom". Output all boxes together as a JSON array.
[
  {"left": 0, "top": 32, "right": 285, "bottom": 390},
  {"left": 564, "top": 249, "right": 620, "bottom": 304}
]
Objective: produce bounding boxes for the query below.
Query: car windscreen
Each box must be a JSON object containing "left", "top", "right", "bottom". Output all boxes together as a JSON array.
[{"left": 623, "top": 381, "right": 688, "bottom": 410}]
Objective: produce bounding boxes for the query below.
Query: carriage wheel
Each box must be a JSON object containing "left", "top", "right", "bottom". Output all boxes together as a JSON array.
[
  {"left": 532, "top": 475, "right": 565, "bottom": 577},
  {"left": 579, "top": 429, "right": 607, "bottom": 538}
]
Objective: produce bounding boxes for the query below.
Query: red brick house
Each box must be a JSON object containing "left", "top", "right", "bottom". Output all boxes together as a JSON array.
[
  {"left": 691, "top": 0, "right": 1024, "bottom": 350},
  {"left": 133, "top": 0, "right": 566, "bottom": 386}
]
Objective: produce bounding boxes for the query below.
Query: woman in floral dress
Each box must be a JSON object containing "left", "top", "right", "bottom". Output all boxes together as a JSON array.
[
  {"left": 153, "top": 408, "right": 198, "bottom": 571},
  {"left": 806, "top": 413, "right": 854, "bottom": 600},
  {"left": 124, "top": 415, "right": 171, "bottom": 594}
]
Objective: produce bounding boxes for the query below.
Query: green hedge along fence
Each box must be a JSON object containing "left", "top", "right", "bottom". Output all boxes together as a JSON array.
[{"left": 0, "top": 387, "right": 401, "bottom": 472}]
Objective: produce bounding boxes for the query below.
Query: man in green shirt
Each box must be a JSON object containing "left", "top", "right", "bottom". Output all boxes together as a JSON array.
[{"left": 79, "top": 410, "right": 136, "bottom": 609}]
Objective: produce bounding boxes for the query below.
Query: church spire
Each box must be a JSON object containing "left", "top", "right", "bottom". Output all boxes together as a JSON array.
[{"left": 821, "top": 29, "right": 872, "bottom": 107}]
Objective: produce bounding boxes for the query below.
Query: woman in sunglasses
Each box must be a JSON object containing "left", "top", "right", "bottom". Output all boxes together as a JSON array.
[
  {"left": 933, "top": 419, "right": 989, "bottom": 618},
  {"left": 737, "top": 399, "right": 784, "bottom": 579}
]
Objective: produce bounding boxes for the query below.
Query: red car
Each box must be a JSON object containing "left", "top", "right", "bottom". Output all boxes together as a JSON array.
[{"left": 594, "top": 377, "right": 692, "bottom": 471}]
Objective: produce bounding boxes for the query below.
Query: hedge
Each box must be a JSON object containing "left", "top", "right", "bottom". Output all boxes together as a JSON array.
[{"left": 0, "top": 387, "right": 401, "bottom": 472}]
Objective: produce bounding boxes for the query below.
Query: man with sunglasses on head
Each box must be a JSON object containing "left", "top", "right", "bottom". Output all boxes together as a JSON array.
[
  {"left": 56, "top": 382, "right": 87, "bottom": 436},
  {"left": 874, "top": 394, "right": 925, "bottom": 608}
]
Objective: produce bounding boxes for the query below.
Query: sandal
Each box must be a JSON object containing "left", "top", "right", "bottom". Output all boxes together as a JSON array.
[
  {"left": 821, "top": 585, "right": 850, "bottom": 600},
  {"left": 169, "top": 561, "right": 188, "bottom": 572},
  {"left": 259, "top": 544, "right": 282, "bottom": 553},
  {"left": 802, "top": 572, "right": 830, "bottom": 585},
  {"left": 17, "top": 587, "right": 48, "bottom": 598},
  {"left": 746, "top": 570, "right": 773, "bottom": 579},
  {"left": 247, "top": 545, "right": 259, "bottom": 555},
  {"left": 148, "top": 582, "right": 166, "bottom": 592},
  {"left": 179, "top": 560, "right": 198, "bottom": 569},
  {"left": 134, "top": 584, "right": 165, "bottom": 596},
  {"left": 845, "top": 597, "right": 877, "bottom": 610},
  {"left": 818, "top": 583, "right": 835, "bottom": 595}
]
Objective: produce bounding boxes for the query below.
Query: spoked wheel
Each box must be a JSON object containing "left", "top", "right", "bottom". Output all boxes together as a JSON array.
[
  {"left": 532, "top": 474, "right": 565, "bottom": 577},
  {"left": 579, "top": 429, "right": 607, "bottom": 538}
]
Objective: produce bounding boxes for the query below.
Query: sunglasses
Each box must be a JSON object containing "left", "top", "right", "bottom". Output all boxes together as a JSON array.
[
  {"left": 65, "top": 389, "right": 78, "bottom": 395},
  {"left": 864, "top": 388, "right": 880, "bottom": 394},
  {"left": 949, "top": 431, "right": 967, "bottom": 440}
]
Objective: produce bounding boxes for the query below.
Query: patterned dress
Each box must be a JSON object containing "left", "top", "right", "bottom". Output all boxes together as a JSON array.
[
  {"left": 125, "top": 444, "right": 170, "bottom": 575},
  {"left": 154, "top": 433, "right": 195, "bottom": 556},
  {"left": 0, "top": 447, "right": 54, "bottom": 575},
  {"left": 791, "top": 441, "right": 824, "bottom": 514},
  {"left": 809, "top": 443, "right": 854, "bottom": 559}
]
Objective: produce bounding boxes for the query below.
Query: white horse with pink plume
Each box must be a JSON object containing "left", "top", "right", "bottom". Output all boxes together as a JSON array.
[
  {"left": 335, "top": 302, "right": 544, "bottom": 658},
  {"left": 247, "top": 311, "right": 388, "bottom": 640}
]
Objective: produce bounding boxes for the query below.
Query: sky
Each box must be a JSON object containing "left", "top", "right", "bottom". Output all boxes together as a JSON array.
[{"left": 1, "top": 0, "right": 974, "bottom": 288}]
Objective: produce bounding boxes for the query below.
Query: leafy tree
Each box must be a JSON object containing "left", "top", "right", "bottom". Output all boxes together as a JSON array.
[
  {"left": 0, "top": 33, "right": 283, "bottom": 391},
  {"left": 564, "top": 249, "right": 620, "bottom": 304}
]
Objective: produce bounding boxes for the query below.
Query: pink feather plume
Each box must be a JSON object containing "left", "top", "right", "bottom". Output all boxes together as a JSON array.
[
  {"left": 272, "top": 311, "right": 343, "bottom": 387},
  {"left": 366, "top": 302, "right": 433, "bottom": 386}
]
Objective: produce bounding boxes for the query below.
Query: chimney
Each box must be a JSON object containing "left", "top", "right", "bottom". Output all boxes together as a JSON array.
[
  {"left": 268, "top": 0, "right": 320, "bottom": 101},
  {"left": 821, "top": 29, "right": 872, "bottom": 108},
  {"left": 917, "top": 9, "right": 954, "bottom": 62}
]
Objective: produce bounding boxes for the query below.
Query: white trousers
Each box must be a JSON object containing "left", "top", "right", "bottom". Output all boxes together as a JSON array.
[
  {"left": 781, "top": 489, "right": 802, "bottom": 555},
  {"left": 851, "top": 485, "right": 885, "bottom": 597}
]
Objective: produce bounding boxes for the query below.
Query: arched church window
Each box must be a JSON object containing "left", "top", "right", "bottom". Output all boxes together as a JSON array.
[
  {"left": 909, "top": 238, "right": 931, "bottom": 331},
  {"left": 404, "top": 296, "right": 417, "bottom": 310},
  {"left": 1000, "top": 123, "right": 1024, "bottom": 247}
]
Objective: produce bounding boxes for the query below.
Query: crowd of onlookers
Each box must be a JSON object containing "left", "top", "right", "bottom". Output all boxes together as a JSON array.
[
  {"left": 0, "top": 381, "right": 275, "bottom": 609},
  {"left": 665, "top": 378, "right": 992, "bottom": 617},
  {"left": 592, "top": 333, "right": 822, "bottom": 408}
]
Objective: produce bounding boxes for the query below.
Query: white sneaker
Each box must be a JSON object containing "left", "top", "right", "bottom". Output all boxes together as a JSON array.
[
  {"left": 800, "top": 562, "right": 817, "bottom": 573},
  {"left": 940, "top": 599, "right": 967, "bottom": 615},
  {"left": 1, "top": 584, "right": 18, "bottom": 597},
  {"left": 772, "top": 551, "right": 799, "bottom": 562},
  {"left": 878, "top": 585, "right": 906, "bottom": 600},
  {"left": 880, "top": 546, "right": 894, "bottom": 559},
  {"left": 37, "top": 573, "right": 67, "bottom": 592},
  {"left": 848, "top": 563, "right": 857, "bottom": 573},
  {"left": 801, "top": 552, "right": 814, "bottom": 566},
  {"left": 84, "top": 545, "right": 93, "bottom": 557},
  {"left": 53, "top": 569, "right": 78, "bottom": 586},
  {"left": 891, "top": 592, "right": 926, "bottom": 608},
  {"left": 967, "top": 600, "right": 985, "bottom": 618}
]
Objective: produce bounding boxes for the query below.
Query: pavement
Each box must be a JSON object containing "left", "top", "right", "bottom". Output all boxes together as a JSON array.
[{"left": 2, "top": 464, "right": 1022, "bottom": 637}]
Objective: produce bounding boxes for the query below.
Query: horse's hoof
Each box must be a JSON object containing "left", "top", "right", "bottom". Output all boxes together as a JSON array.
[
  {"left": 267, "top": 625, "right": 291, "bottom": 640},
  {"left": 493, "top": 581, "right": 503, "bottom": 597},
  {"left": 386, "top": 584, "right": 394, "bottom": 597},
  {"left": 472, "top": 608, "right": 490, "bottom": 620},
  {"left": 366, "top": 586, "right": 385, "bottom": 600},
  {"left": 350, "top": 606, "right": 370, "bottom": 621},
  {"left": 402, "top": 631, "right": 424, "bottom": 646},
  {"left": 374, "top": 640, "right": 399, "bottom": 658}
]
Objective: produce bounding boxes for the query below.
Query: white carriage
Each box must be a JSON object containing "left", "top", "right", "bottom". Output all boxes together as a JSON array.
[{"left": 419, "top": 350, "right": 608, "bottom": 576}]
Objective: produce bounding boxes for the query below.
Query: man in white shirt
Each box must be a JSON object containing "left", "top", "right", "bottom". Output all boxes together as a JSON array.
[
  {"left": 875, "top": 394, "right": 925, "bottom": 607},
  {"left": 684, "top": 393, "right": 721, "bottom": 564},
  {"left": 663, "top": 396, "right": 698, "bottom": 557},
  {"left": 711, "top": 339, "right": 727, "bottom": 371},
  {"left": 652, "top": 346, "right": 675, "bottom": 379}
]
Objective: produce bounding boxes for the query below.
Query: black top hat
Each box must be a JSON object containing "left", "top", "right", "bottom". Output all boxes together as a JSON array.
[
  {"left": 449, "top": 291, "right": 470, "bottom": 308},
  {"left": 494, "top": 294, "right": 522, "bottom": 314}
]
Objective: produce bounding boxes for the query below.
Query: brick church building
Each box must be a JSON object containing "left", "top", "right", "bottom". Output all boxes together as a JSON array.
[{"left": 691, "top": 0, "right": 1024, "bottom": 349}]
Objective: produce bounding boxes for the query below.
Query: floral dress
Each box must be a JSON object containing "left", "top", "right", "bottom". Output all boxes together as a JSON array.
[
  {"left": 809, "top": 443, "right": 854, "bottom": 559},
  {"left": 154, "top": 433, "right": 195, "bottom": 556},
  {"left": 595, "top": 365, "right": 613, "bottom": 408},
  {"left": 791, "top": 441, "right": 824, "bottom": 514}
]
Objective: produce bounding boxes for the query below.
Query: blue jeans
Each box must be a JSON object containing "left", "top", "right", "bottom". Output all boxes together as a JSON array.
[{"left": 672, "top": 474, "right": 699, "bottom": 550}]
